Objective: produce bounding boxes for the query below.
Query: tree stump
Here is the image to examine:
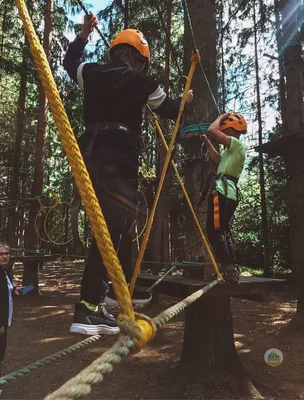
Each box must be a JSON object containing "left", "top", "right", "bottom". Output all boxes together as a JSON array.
[{"left": 178, "top": 295, "right": 262, "bottom": 399}]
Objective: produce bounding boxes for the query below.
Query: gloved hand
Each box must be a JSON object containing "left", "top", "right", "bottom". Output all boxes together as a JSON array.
[{"left": 186, "top": 89, "right": 193, "bottom": 104}]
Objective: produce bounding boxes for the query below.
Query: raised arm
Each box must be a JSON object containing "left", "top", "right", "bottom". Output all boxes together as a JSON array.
[
  {"left": 63, "top": 15, "right": 98, "bottom": 83},
  {"left": 207, "top": 113, "right": 231, "bottom": 147},
  {"left": 202, "top": 134, "right": 221, "bottom": 165}
]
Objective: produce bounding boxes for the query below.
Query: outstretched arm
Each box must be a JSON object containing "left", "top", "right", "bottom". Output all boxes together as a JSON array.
[
  {"left": 202, "top": 134, "right": 221, "bottom": 165},
  {"left": 149, "top": 89, "right": 193, "bottom": 120},
  {"left": 207, "top": 113, "right": 231, "bottom": 147},
  {"left": 63, "top": 15, "right": 98, "bottom": 83}
]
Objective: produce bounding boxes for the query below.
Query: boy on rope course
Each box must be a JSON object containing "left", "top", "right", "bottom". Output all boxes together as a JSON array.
[
  {"left": 64, "top": 15, "right": 193, "bottom": 335},
  {"left": 202, "top": 113, "right": 247, "bottom": 284}
]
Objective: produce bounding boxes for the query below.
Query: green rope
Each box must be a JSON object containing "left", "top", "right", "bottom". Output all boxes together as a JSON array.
[
  {"left": 154, "top": 279, "right": 219, "bottom": 327},
  {"left": 44, "top": 279, "right": 219, "bottom": 400},
  {"left": 44, "top": 336, "right": 134, "bottom": 400},
  {"left": 0, "top": 335, "right": 101, "bottom": 385},
  {"left": 180, "top": 123, "right": 210, "bottom": 136}
]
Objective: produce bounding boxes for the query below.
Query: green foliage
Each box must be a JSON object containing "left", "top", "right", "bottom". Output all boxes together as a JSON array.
[{"left": 0, "top": 0, "right": 295, "bottom": 271}]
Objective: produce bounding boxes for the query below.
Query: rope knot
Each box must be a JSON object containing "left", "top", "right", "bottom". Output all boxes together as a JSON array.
[
  {"left": 191, "top": 50, "right": 201, "bottom": 63},
  {"left": 117, "top": 313, "right": 157, "bottom": 353},
  {"left": 217, "top": 272, "right": 224, "bottom": 281}
]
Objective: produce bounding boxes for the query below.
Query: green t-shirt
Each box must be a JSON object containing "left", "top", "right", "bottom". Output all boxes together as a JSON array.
[{"left": 216, "top": 136, "right": 246, "bottom": 201}]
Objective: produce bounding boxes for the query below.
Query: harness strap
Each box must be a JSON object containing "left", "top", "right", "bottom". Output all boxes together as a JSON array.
[
  {"left": 213, "top": 191, "right": 220, "bottom": 231},
  {"left": 217, "top": 173, "right": 239, "bottom": 185},
  {"left": 86, "top": 122, "right": 131, "bottom": 134}
]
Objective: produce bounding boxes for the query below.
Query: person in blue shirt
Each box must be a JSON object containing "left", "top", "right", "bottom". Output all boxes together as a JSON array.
[{"left": 64, "top": 15, "right": 193, "bottom": 335}]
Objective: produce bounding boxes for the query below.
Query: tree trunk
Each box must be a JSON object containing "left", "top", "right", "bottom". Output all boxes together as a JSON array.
[
  {"left": 124, "top": 0, "right": 129, "bottom": 29},
  {"left": 26, "top": 0, "right": 53, "bottom": 251},
  {"left": 182, "top": 0, "right": 218, "bottom": 261},
  {"left": 178, "top": 296, "right": 262, "bottom": 398},
  {"left": 7, "top": 37, "right": 28, "bottom": 246},
  {"left": 153, "top": 0, "right": 172, "bottom": 272},
  {"left": 253, "top": 0, "right": 271, "bottom": 277},
  {"left": 274, "top": 0, "right": 287, "bottom": 134},
  {"left": 279, "top": 0, "right": 304, "bottom": 335},
  {"left": 24, "top": 0, "right": 53, "bottom": 292}
]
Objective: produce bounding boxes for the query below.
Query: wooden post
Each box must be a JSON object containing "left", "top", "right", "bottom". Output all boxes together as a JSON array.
[
  {"left": 178, "top": 295, "right": 261, "bottom": 398},
  {"left": 279, "top": 0, "right": 304, "bottom": 335}
]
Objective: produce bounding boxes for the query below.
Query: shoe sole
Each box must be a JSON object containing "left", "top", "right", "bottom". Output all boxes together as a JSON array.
[
  {"left": 70, "top": 323, "right": 120, "bottom": 335},
  {"left": 104, "top": 296, "right": 152, "bottom": 307}
]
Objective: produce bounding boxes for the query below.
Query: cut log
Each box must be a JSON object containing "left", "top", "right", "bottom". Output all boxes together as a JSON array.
[{"left": 177, "top": 295, "right": 262, "bottom": 399}]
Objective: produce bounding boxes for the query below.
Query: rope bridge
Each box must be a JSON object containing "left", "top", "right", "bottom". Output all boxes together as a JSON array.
[
  {"left": 0, "top": 335, "right": 101, "bottom": 386},
  {"left": 44, "top": 280, "right": 218, "bottom": 400}
]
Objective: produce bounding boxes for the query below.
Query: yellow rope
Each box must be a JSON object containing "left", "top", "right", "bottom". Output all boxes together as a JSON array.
[
  {"left": 35, "top": 193, "right": 73, "bottom": 245},
  {"left": 15, "top": 0, "right": 156, "bottom": 347},
  {"left": 132, "top": 187, "right": 149, "bottom": 243},
  {"left": 43, "top": 203, "right": 73, "bottom": 245},
  {"left": 129, "top": 51, "right": 201, "bottom": 296},
  {"left": 152, "top": 115, "right": 223, "bottom": 279},
  {"left": 35, "top": 196, "right": 60, "bottom": 244}
]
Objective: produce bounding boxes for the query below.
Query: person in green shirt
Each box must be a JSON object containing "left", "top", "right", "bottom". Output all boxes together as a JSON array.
[{"left": 202, "top": 112, "right": 247, "bottom": 283}]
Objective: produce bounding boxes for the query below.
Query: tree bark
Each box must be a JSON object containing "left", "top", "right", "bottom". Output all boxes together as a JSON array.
[
  {"left": 124, "top": 0, "right": 129, "bottom": 29},
  {"left": 25, "top": 0, "right": 53, "bottom": 251},
  {"left": 274, "top": 0, "right": 287, "bottom": 133},
  {"left": 279, "top": 0, "right": 304, "bottom": 335},
  {"left": 182, "top": 0, "right": 218, "bottom": 261},
  {"left": 7, "top": 37, "right": 28, "bottom": 246},
  {"left": 153, "top": 0, "right": 172, "bottom": 271},
  {"left": 178, "top": 296, "right": 262, "bottom": 398},
  {"left": 24, "top": 0, "right": 53, "bottom": 291},
  {"left": 253, "top": 0, "right": 271, "bottom": 277}
]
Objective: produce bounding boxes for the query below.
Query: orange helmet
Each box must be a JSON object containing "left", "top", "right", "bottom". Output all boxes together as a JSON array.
[
  {"left": 219, "top": 112, "right": 247, "bottom": 133},
  {"left": 109, "top": 29, "right": 150, "bottom": 60}
]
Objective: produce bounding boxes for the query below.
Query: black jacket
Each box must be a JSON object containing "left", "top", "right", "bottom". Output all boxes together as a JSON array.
[
  {"left": 0, "top": 269, "right": 13, "bottom": 328},
  {"left": 63, "top": 36, "right": 181, "bottom": 131}
]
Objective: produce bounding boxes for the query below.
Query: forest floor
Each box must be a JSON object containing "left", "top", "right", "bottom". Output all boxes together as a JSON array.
[{"left": 1, "top": 261, "right": 304, "bottom": 400}]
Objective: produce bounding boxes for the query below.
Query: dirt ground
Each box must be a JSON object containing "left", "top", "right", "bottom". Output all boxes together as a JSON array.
[{"left": 1, "top": 261, "right": 304, "bottom": 400}]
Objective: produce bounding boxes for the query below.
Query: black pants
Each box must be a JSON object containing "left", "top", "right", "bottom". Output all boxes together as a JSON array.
[
  {"left": 0, "top": 327, "right": 8, "bottom": 361},
  {"left": 78, "top": 132, "right": 138, "bottom": 305},
  {"left": 206, "top": 191, "right": 237, "bottom": 268}
]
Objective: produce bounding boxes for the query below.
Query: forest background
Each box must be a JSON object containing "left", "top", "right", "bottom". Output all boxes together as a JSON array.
[{"left": 0, "top": 0, "right": 301, "bottom": 278}]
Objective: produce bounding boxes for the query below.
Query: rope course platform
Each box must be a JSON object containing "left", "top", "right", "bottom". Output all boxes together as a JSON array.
[
  {"left": 255, "top": 131, "right": 304, "bottom": 158},
  {"left": 139, "top": 275, "right": 287, "bottom": 299}
]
